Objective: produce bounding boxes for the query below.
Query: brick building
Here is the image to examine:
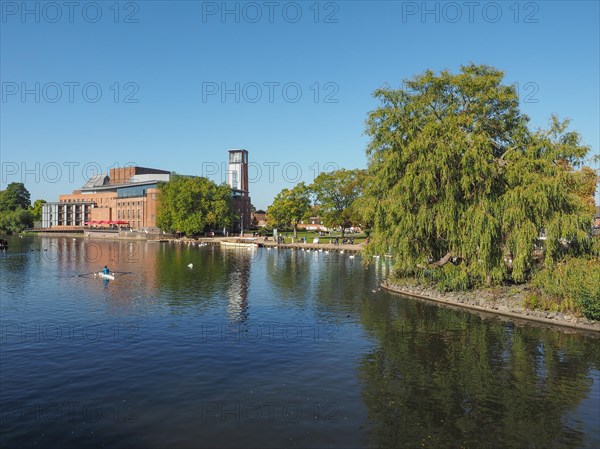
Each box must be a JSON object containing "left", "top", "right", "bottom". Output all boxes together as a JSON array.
[
  {"left": 41, "top": 151, "right": 253, "bottom": 233},
  {"left": 42, "top": 167, "right": 169, "bottom": 231},
  {"left": 228, "top": 149, "right": 252, "bottom": 232}
]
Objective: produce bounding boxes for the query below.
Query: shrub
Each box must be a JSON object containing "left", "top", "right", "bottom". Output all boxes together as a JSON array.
[{"left": 531, "top": 257, "right": 600, "bottom": 320}]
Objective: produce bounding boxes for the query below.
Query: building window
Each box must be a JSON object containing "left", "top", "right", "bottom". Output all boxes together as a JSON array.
[{"left": 118, "top": 210, "right": 120, "bottom": 219}]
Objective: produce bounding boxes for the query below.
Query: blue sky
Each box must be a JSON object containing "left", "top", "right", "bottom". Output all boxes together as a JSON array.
[{"left": 1, "top": 0, "right": 599, "bottom": 209}]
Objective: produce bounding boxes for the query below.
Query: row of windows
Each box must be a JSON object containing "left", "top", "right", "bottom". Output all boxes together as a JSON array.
[
  {"left": 50, "top": 205, "right": 89, "bottom": 211},
  {"left": 63, "top": 199, "right": 96, "bottom": 203},
  {"left": 62, "top": 195, "right": 155, "bottom": 206},
  {"left": 117, "top": 209, "right": 142, "bottom": 219},
  {"left": 63, "top": 197, "right": 112, "bottom": 204},
  {"left": 117, "top": 200, "right": 142, "bottom": 207}
]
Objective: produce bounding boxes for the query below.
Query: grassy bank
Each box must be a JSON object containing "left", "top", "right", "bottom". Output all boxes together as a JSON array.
[
  {"left": 258, "top": 230, "right": 368, "bottom": 244},
  {"left": 388, "top": 256, "right": 600, "bottom": 322}
]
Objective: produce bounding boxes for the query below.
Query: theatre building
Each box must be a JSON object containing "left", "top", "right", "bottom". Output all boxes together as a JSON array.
[
  {"left": 41, "top": 166, "right": 169, "bottom": 231},
  {"left": 41, "top": 150, "right": 253, "bottom": 233}
]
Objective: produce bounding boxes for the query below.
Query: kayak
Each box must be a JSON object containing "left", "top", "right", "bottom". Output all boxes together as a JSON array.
[{"left": 96, "top": 272, "right": 115, "bottom": 280}]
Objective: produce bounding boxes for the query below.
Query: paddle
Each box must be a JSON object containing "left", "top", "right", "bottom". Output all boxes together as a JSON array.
[
  {"left": 77, "top": 271, "right": 133, "bottom": 277},
  {"left": 77, "top": 272, "right": 100, "bottom": 278}
]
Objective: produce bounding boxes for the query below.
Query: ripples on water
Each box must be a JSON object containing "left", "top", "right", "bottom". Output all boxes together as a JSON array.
[{"left": 1, "top": 236, "right": 599, "bottom": 448}]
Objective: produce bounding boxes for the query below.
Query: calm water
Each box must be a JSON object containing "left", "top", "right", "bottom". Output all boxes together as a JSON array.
[{"left": 1, "top": 236, "right": 599, "bottom": 449}]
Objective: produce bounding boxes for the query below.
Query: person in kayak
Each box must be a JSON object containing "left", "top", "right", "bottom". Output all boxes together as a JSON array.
[{"left": 102, "top": 265, "right": 110, "bottom": 275}]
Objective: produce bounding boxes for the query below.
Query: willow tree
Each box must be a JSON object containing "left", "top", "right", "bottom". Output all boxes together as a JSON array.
[
  {"left": 156, "top": 175, "right": 233, "bottom": 235},
  {"left": 365, "top": 64, "right": 596, "bottom": 286}
]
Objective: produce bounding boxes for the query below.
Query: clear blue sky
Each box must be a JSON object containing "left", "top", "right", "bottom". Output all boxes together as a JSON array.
[{"left": 1, "top": 0, "right": 599, "bottom": 209}]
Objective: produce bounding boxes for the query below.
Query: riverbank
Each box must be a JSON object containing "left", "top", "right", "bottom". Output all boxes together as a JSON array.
[
  {"left": 382, "top": 280, "right": 600, "bottom": 334},
  {"left": 260, "top": 239, "right": 363, "bottom": 253},
  {"left": 154, "top": 236, "right": 364, "bottom": 252},
  {"left": 30, "top": 232, "right": 364, "bottom": 252}
]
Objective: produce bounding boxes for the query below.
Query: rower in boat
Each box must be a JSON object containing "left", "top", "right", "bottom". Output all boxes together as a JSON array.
[{"left": 93, "top": 265, "right": 114, "bottom": 280}]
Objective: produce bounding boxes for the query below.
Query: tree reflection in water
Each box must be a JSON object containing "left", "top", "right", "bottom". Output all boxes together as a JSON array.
[{"left": 359, "top": 297, "right": 600, "bottom": 449}]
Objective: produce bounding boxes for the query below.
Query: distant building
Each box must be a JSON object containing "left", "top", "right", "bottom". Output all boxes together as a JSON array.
[
  {"left": 595, "top": 205, "right": 600, "bottom": 228},
  {"left": 42, "top": 150, "right": 254, "bottom": 233},
  {"left": 252, "top": 209, "right": 266, "bottom": 227},
  {"left": 297, "top": 216, "right": 328, "bottom": 232},
  {"left": 228, "top": 149, "right": 252, "bottom": 232}
]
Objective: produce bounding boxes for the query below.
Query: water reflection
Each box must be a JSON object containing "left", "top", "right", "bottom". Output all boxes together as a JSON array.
[
  {"left": 359, "top": 295, "right": 600, "bottom": 449},
  {"left": 224, "top": 249, "right": 250, "bottom": 323},
  {"left": 265, "top": 248, "right": 315, "bottom": 306}
]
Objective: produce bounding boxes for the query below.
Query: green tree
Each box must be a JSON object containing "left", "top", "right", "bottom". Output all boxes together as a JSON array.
[
  {"left": 29, "top": 199, "right": 47, "bottom": 222},
  {"left": 364, "top": 64, "right": 596, "bottom": 286},
  {"left": 156, "top": 175, "right": 233, "bottom": 235},
  {"left": 310, "top": 169, "right": 366, "bottom": 237},
  {"left": 0, "top": 183, "right": 31, "bottom": 211},
  {"left": 267, "top": 182, "right": 312, "bottom": 238},
  {"left": 0, "top": 208, "right": 33, "bottom": 234}
]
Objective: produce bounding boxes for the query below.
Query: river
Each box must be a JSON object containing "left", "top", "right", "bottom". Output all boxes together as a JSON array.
[{"left": 1, "top": 235, "right": 598, "bottom": 448}]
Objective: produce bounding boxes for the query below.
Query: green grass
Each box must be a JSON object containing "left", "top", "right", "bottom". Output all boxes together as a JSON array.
[{"left": 256, "top": 229, "right": 367, "bottom": 244}]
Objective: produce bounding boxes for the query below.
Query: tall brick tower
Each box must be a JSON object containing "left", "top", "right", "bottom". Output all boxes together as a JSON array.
[
  {"left": 227, "top": 149, "right": 251, "bottom": 232},
  {"left": 227, "top": 149, "right": 249, "bottom": 193}
]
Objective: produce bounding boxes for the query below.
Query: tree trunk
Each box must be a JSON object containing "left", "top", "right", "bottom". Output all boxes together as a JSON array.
[
  {"left": 417, "top": 252, "right": 455, "bottom": 270},
  {"left": 433, "top": 251, "right": 453, "bottom": 267},
  {"left": 293, "top": 223, "right": 297, "bottom": 239}
]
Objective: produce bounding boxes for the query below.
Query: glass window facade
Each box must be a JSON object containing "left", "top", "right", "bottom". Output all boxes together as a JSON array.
[{"left": 117, "top": 184, "right": 156, "bottom": 198}]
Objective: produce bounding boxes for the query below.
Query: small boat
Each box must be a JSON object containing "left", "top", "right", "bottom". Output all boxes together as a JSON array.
[
  {"left": 96, "top": 272, "right": 115, "bottom": 280},
  {"left": 220, "top": 239, "right": 259, "bottom": 248}
]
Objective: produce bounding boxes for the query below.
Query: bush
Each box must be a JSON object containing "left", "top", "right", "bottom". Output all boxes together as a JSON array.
[{"left": 531, "top": 257, "right": 600, "bottom": 320}]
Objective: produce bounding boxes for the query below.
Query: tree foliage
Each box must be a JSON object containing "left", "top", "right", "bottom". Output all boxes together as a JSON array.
[
  {"left": 156, "top": 175, "right": 233, "bottom": 235},
  {"left": 364, "top": 64, "right": 597, "bottom": 286},
  {"left": 310, "top": 169, "right": 366, "bottom": 236},
  {"left": 267, "top": 182, "right": 312, "bottom": 237},
  {"left": 29, "top": 199, "right": 47, "bottom": 222},
  {"left": 0, "top": 182, "right": 31, "bottom": 211},
  {"left": 0, "top": 208, "right": 32, "bottom": 234},
  {"left": 0, "top": 183, "right": 33, "bottom": 233}
]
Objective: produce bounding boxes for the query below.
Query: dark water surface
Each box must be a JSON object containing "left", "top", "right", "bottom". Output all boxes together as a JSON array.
[{"left": 1, "top": 236, "right": 599, "bottom": 448}]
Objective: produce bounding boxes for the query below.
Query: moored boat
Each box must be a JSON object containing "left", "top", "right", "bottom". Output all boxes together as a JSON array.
[{"left": 220, "top": 238, "right": 259, "bottom": 248}]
